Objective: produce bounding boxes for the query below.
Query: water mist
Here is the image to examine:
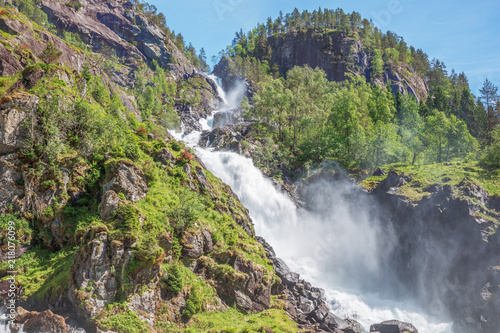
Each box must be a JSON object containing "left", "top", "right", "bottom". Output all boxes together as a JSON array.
[{"left": 174, "top": 77, "right": 455, "bottom": 333}]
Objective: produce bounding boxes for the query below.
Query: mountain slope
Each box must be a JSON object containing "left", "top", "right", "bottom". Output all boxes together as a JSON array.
[{"left": 0, "top": 2, "right": 326, "bottom": 333}]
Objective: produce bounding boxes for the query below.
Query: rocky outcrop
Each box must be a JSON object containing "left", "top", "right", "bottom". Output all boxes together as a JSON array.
[
  {"left": 0, "top": 10, "right": 87, "bottom": 73},
  {"left": 99, "top": 190, "right": 121, "bottom": 221},
  {"left": 103, "top": 161, "right": 148, "bottom": 203},
  {"left": 181, "top": 228, "right": 214, "bottom": 259},
  {"left": 0, "top": 154, "right": 24, "bottom": 213},
  {"left": 214, "top": 29, "right": 428, "bottom": 102},
  {"left": 196, "top": 252, "right": 272, "bottom": 313},
  {"left": 257, "top": 237, "right": 362, "bottom": 333},
  {"left": 372, "top": 170, "right": 500, "bottom": 333},
  {"left": 0, "top": 92, "right": 37, "bottom": 154},
  {"left": 39, "top": 0, "right": 194, "bottom": 79},
  {"left": 11, "top": 307, "right": 81, "bottom": 333},
  {"left": 370, "top": 320, "right": 418, "bottom": 333}
]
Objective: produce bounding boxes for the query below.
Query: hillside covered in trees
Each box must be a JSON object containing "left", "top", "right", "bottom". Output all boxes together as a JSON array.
[
  {"left": 213, "top": 7, "right": 499, "bottom": 178},
  {"left": 0, "top": 1, "right": 499, "bottom": 333}
]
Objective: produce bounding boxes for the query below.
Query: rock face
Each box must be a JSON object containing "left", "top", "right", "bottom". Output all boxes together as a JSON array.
[
  {"left": 372, "top": 170, "right": 500, "bottom": 333},
  {"left": 214, "top": 29, "right": 428, "bottom": 102},
  {"left": 0, "top": 92, "right": 37, "bottom": 154},
  {"left": 99, "top": 190, "right": 121, "bottom": 220},
  {"left": 103, "top": 161, "right": 148, "bottom": 203},
  {"left": 257, "top": 237, "right": 362, "bottom": 333},
  {"left": 40, "top": 0, "right": 194, "bottom": 79},
  {"left": 370, "top": 320, "right": 418, "bottom": 333},
  {"left": 12, "top": 307, "right": 78, "bottom": 333},
  {"left": 0, "top": 9, "right": 88, "bottom": 74}
]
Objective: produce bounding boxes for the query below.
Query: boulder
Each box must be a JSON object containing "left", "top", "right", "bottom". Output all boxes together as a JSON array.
[
  {"left": 155, "top": 148, "right": 175, "bottom": 166},
  {"left": 181, "top": 229, "right": 213, "bottom": 259},
  {"left": 99, "top": 190, "right": 121, "bottom": 220},
  {"left": 0, "top": 93, "right": 38, "bottom": 154},
  {"left": 213, "top": 111, "right": 234, "bottom": 129},
  {"left": 22, "top": 309, "right": 68, "bottom": 333},
  {"left": 370, "top": 320, "right": 418, "bottom": 333},
  {"left": 103, "top": 162, "right": 148, "bottom": 203}
]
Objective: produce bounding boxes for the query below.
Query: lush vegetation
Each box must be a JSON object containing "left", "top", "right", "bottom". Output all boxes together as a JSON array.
[
  {"left": 0, "top": 4, "right": 284, "bottom": 332},
  {"left": 219, "top": 8, "right": 499, "bottom": 177},
  {"left": 242, "top": 66, "right": 478, "bottom": 176}
]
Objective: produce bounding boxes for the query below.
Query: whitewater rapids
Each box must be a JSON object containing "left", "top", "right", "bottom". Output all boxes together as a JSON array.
[{"left": 172, "top": 76, "right": 454, "bottom": 333}]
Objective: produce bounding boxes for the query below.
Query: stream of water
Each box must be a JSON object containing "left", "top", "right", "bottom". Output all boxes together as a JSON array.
[{"left": 172, "top": 76, "right": 454, "bottom": 333}]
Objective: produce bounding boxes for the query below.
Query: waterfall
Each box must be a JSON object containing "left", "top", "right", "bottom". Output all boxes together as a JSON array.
[{"left": 173, "top": 76, "right": 455, "bottom": 333}]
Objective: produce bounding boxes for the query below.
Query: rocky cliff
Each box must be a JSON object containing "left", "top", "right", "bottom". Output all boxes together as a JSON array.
[
  {"left": 214, "top": 28, "right": 428, "bottom": 102},
  {"left": 356, "top": 168, "right": 499, "bottom": 333}
]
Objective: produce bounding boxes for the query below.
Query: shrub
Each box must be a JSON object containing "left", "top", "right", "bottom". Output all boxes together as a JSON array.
[
  {"left": 180, "top": 150, "right": 193, "bottom": 163},
  {"left": 135, "top": 126, "right": 147, "bottom": 139},
  {"left": 170, "top": 141, "right": 181, "bottom": 152},
  {"left": 182, "top": 288, "right": 202, "bottom": 319},
  {"left": 164, "top": 264, "right": 183, "bottom": 294},
  {"left": 99, "top": 310, "right": 148, "bottom": 333},
  {"left": 40, "top": 41, "right": 62, "bottom": 64}
]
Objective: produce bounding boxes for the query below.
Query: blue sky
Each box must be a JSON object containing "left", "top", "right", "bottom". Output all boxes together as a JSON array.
[{"left": 151, "top": 0, "right": 499, "bottom": 95}]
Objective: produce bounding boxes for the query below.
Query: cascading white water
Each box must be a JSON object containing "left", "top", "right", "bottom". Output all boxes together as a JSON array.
[{"left": 173, "top": 76, "right": 455, "bottom": 333}]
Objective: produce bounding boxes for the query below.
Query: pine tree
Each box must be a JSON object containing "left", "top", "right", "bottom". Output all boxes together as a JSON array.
[
  {"left": 479, "top": 79, "right": 499, "bottom": 142},
  {"left": 198, "top": 48, "right": 210, "bottom": 73},
  {"left": 40, "top": 41, "right": 62, "bottom": 64}
]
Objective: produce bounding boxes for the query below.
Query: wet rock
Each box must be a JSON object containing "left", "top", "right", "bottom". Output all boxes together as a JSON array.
[
  {"left": 103, "top": 162, "right": 148, "bottom": 203},
  {"left": 370, "top": 320, "right": 418, "bottom": 333},
  {"left": 213, "top": 111, "right": 234, "bottom": 129},
  {"left": 22, "top": 309, "right": 68, "bottom": 333},
  {"left": 373, "top": 168, "right": 386, "bottom": 176}
]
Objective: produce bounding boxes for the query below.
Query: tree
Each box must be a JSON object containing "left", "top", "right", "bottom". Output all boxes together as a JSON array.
[
  {"left": 198, "top": 48, "right": 210, "bottom": 73},
  {"left": 399, "top": 95, "right": 424, "bottom": 164},
  {"left": 40, "top": 41, "right": 62, "bottom": 64},
  {"left": 479, "top": 79, "right": 499, "bottom": 142}
]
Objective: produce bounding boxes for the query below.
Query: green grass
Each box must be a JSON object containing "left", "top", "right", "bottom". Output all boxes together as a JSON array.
[
  {"left": 361, "top": 161, "right": 500, "bottom": 201},
  {"left": 1, "top": 247, "right": 75, "bottom": 301},
  {"left": 97, "top": 305, "right": 149, "bottom": 333},
  {"left": 158, "top": 308, "right": 299, "bottom": 333}
]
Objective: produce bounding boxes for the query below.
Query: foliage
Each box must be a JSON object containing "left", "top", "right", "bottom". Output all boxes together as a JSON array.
[
  {"left": 164, "top": 264, "right": 183, "bottom": 294},
  {"left": 480, "top": 129, "right": 500, "bottom": 169},
  {"left": 0, "top": 247, "right": 75, "bottom": 301},
  {"left": 166, "top": 187, "right": 205, "bottom": 230},
  {"left": 40, "top": 41, "right": 62, "bottom": 64},
  {"left": 98, "top": 307, "right": 148, "bottom": 333},
  {"left": 245, "top": 65, "right": 478, "bottom": 170},
  {"left": 0, "top": 213, "right": 32, "bottom": 245},
  {"left": 182, "top": 288, "right": 202, "bottom": 319},
  {"left": 168, "top": 308, "right": 298, "bottom": 333}
]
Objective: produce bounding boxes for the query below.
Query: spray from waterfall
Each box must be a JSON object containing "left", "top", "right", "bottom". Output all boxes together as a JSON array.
[{"left": 172, "top": 76, "right": 455, "bottom": 333}]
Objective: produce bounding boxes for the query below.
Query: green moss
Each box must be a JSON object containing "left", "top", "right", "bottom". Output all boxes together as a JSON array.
[
  {"left": 97, "top": 306, "right": 149, "bottom": 333},
  {"left": 361, "top": 162, "right": 500, "bottom": 201},
  {"left": 1, "top": 247, "right": 75, "bottom": 301},
  {"left": 159, "top": 308, "right": 299, "bottom": 333}
]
